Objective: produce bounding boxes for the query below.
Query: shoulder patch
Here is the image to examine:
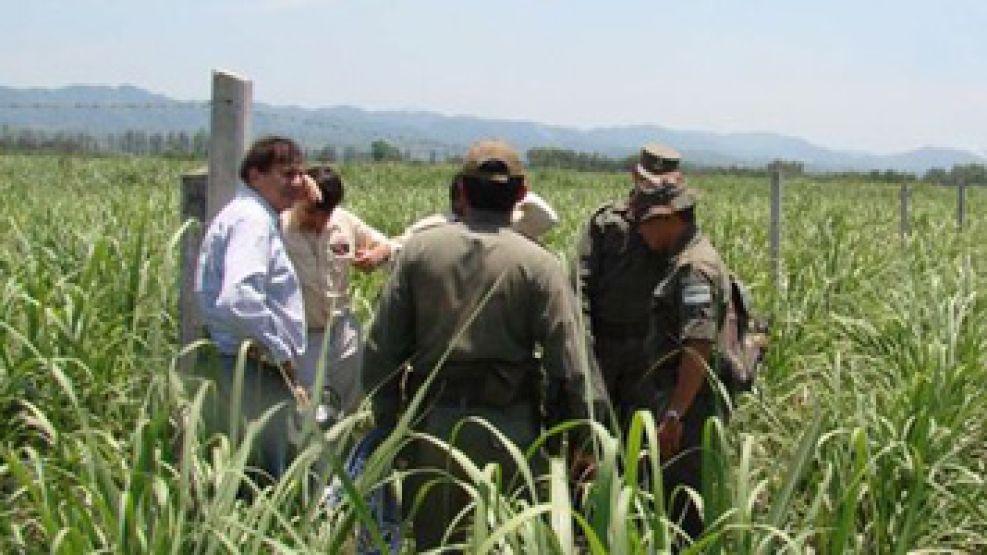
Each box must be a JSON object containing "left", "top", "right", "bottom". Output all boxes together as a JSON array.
[
  {"left": 682, "top": 284, "right": 713, "bottom": 306},
  {"left": 590, "top": 201, "right": 617, "bottom": 221}
]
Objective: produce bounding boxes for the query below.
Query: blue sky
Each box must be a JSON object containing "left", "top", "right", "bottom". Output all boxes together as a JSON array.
[{"left": 2, "top": 0, "right": 984, "bottom": 154}]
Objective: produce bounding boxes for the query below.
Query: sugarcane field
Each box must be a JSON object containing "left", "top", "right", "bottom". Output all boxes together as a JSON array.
[{"left": 2, "top": 2, "right": 986, "bottom": 553}]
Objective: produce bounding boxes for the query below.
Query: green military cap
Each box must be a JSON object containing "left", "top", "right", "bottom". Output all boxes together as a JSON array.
[
  {"left": 459, "top": 139, "right": 526, "bottom": 184},
  {"left": 634, "top": 143, "right": 682, "bottom": 187},
  {"left": 633, "top": 183, "right": 698, "bottom": 221}
]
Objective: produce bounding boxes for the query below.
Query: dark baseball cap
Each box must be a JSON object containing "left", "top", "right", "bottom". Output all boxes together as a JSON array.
[{"left": 459, "top": 139, "right": 526, "bottom": 184}]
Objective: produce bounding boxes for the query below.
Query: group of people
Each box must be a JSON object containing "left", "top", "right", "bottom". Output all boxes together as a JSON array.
[{"left": 194, "top": 135, "right": 734, "bottom": 548}]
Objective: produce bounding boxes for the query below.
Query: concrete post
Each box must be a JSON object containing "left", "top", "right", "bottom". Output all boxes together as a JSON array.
[
  {"left": 957, "top": 181, "right": 966, "bottom": 230},
  {"left": 179, "top": 170, "right": 208, "bottom": 370},
  {"left": 770, "top": 169, "right": 782, "bottom": 288},
  {"left": 179, "top": 70, "right": 252, "bottom": 368},
  {"left": 207, "top": 70, "right": 252, "bottom": 223},
  {"left": 899, "top": 184, "right": 910, "bottom": 239}
]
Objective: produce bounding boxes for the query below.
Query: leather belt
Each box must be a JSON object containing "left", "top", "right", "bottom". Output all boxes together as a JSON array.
[
  {"left": 408, "top": 363, "right": 539, "bottom": 409},
  {"left": 245, "top": 344, "right": 291, "bottom": 378},
  {"left": 592, "top": 319, "right": 648, "bottom": 338},
  {"left": 245, "top": 343, "right": 275, "bottom": 365},
  {"left": 431, "top": 379, "right": 537, "bottom": 407},
  {"left": 244, "top": 343, "right": 305, "bottom": 401}
]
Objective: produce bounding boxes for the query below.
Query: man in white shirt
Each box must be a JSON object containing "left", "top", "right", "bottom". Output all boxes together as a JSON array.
[
  {"left": 195, "top": 136, "right": 309, "bottom": 480},
  {"left": 282, "top": 165, "right": 395, "bottom": 417}
]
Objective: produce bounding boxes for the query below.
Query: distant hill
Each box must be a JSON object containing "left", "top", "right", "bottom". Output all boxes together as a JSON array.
[{"left": 1, "top": 84, "right": 983, "bottom": 173}]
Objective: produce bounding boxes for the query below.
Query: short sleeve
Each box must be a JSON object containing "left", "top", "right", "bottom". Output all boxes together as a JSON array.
[
  {"left": 348, "top": 210, "right": 390, "bottom": 250},
  {"left": 678, "top": 267, "right": 719, "bottom": 342}
]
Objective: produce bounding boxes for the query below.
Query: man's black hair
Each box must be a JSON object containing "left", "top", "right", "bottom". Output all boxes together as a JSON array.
[
  {"left": 680, "top": 206, "right": 696, "bottom": 225},
  {"left": 238, "top": 136, "right": 303, "bottom": 182},
  {"left": 307, "top": 165, "right": 344, "bottom": 212},
  {"left": 461, "top": 176, "right": 523, "bottom": 213},
  {"left": 447, "top": 177, "right": 464, "bottom": 217}
]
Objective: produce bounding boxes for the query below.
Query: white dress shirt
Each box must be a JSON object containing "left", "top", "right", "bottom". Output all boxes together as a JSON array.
[{"left": 195, "top": 183, "right": 306, "bottom": 363}]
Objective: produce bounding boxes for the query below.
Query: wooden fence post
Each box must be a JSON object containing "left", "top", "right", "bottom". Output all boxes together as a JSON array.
[
  {"left": 899, "top": 184, "right": 910, "bottom": 239},
  {"left": 770, "top": 169, "right": 782, "bottom": 288}
]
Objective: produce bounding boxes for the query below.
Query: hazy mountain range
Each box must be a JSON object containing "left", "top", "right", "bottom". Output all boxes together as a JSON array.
[{"left": 1, "top": 84, "right": 983, "bottom": 173}]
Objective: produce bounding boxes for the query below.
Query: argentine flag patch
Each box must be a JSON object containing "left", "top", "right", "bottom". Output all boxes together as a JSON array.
[{"left": 682, "top": 284, "right": 712, "bottom": 306}]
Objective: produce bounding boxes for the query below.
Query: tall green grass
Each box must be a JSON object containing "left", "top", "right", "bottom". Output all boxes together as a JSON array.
[{"left": 0, "top": 154, "right": 983, "bottom": 552}]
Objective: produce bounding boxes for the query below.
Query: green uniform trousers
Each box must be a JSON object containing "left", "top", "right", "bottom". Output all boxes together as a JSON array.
[
  {"left": 624, "top": 389, "right": 725, "bottom": 543},
  {"left": 402, "top": 400, "right": 543, "bottom": 550}
]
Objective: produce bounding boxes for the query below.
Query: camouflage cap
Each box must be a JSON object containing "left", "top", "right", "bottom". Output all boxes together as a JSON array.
[
  {"left": 632, "top": 184, "right": 698, "bottom": 221},
  {"left": 459, "top": 139, "right": 526, "bottom": 184},
  {"left": 634, "top": 143, "right": 682, "bottom": 187}
]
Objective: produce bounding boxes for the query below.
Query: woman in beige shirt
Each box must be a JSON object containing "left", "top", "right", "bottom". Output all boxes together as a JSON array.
[{"left": 282, "top": 166, "right": 394, "bottom": 417}]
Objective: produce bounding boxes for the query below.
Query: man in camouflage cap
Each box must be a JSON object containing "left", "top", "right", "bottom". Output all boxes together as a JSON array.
[
  {"left": 363, "top": 139, "right": 608, "bottom": 549},
  {"left": 575, "top": 143, "right": 684, "bottom": 421},
  {"left": 634, "top": 143, "right": 684, "bottom": 190},
  {"left": 631, "top": 175, "right": 731, "bottom": 543}
]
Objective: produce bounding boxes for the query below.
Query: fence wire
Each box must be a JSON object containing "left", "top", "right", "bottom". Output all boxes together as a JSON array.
[{"left": 0, "top": 101, "right": 466, "bottom": 158}]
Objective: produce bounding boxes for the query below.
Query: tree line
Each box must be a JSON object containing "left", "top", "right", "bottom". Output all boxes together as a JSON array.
[
  {"left": 0, "top": 125, "right": 209, "bottom": 158},
  {"left": 0, "top": 126, "right": 418, "bottom": 163},
  {"left": 923, "top": 164, "right": 987, "bottom": 186},
  {"left": 527, "top": 147, "right": 985, "bottom": 184},
  {"left": 1, "top": 127, "right": 983, "bottom": 184}
]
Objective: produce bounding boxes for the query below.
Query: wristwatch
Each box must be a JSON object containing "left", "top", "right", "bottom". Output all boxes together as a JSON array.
[{"left": 663, "top": 409, "right": 681, "bottom": 423}]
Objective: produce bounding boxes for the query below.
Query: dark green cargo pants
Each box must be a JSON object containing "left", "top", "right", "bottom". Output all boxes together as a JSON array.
[
  {"left": 593, "top": 332, "right": 648, "bottom": 424},
  {"left": 401, "top": 400, "right": 543, "bottom": 550},
  {"left": 623, "top": 388, "right": 726, "bottom": 544}
]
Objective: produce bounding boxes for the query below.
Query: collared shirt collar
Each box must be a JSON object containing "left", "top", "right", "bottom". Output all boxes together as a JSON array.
[
  {"left": 236, "top": 182, "right": 279, "bottom": 224},
  {"left": 669, "top": 223, "right": 700, "bottom": 259},
  {"left": 464, "top": 209, "right": 512, "bottom": 227}
]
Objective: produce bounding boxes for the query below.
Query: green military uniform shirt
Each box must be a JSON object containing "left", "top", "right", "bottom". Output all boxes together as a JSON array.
[
  {"left": 639, "top": 224, "right": 732, "bottom": 542},
  {"left": 364, "top": 208, "right": 613, "bottom": 549},
  {"left": 576, "top": 198, "right": 668, "bottom": 405},
  {"left": 577, "top": 199, "right": 668, "bottom": 331},
  {"left": 363, "top": 209, "right": 607, "bottom": 429},
  {"left": 637, "top": 225, "right": 731, "bottom": 402}
]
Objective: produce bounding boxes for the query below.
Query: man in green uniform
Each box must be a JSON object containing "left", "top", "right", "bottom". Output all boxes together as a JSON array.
[
  {"left": 362, "top": 139, "right": 607, "bottom": 550},
  {"left": 630, "top": 174, "right": 732, "bottom": 543},
  {"left": 576, "top": 144, "right": 683, "bottom": 422}
]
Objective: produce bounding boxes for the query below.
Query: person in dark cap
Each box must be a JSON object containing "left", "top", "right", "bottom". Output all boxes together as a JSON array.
[
  {"left": 634, "top": 143, "right": 684, "bottom": 190},
  {"left": 362, "top": 139, "right": 608, "bottom": 549},
  {"left": 575, "top": 143, "right": 684, "bottom": 423},
  {"left": 631, "top": 175, "right": 731, "bottom": 544}
]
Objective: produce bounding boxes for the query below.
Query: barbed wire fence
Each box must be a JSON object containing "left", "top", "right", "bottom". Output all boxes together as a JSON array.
[{"left": 0, "top": 100, "right": 466, "bottom": 161}]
